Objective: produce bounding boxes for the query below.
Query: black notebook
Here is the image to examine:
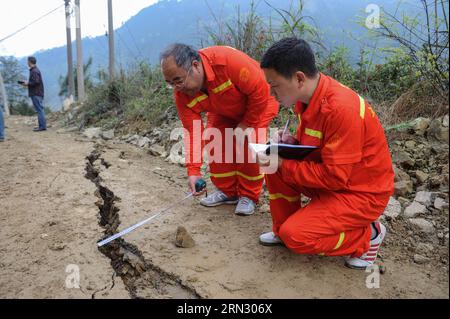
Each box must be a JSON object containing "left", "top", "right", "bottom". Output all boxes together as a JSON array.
[{"left": 250, "top": 143, "right": 318, "bottom": 160}]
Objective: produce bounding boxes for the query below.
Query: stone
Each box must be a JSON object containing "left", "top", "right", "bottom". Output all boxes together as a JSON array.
[
  {"left": 429, "top": 175, "right": 444, "bottom": 188},
  {"left": 427, "top": 119, "right": 449, "bottom": 143},
  {"left": 383, "top": 197, "right": 402, "bottom": 219},
  {"left": 166, "top": 152, "right": 185, "bottom": 166},
  {"left": 392, "top": 151, "right": 415, "bottom": 168},
  {"left": 414, "top": 170, "right": 429, "bottom": 184},
  {"left": 404, "top": 202, "right": 427, "bottom": 218},
  {"left": 175, "top": 226, "right": 195, "bottom": 248},
  {"left": 101, "top": 129, "right": 115, "bottom": 140},
  {"left": 126, "top": 134, "right": 140, "bottom": 144},
  {"left": 398, "top": 197, "right": 410, "bottom": 206},
  {"left": 413, "top": 254, "right": 430, "bottom": 265},
  {"left": 443, "top": 115, "right": 449, "bottom": 128},
  {"left": 138, "top": 137, "right": 151, "bottom": 148},
  {"left": 148, "top": 144, "right": 167, "bottom": 157},
  {"left": 123, "top": 251, "right": 145, "bottom": 269},
  {"left": 434, "top": 197, "right": 448, "bottom": 210},
  {"left": 409, "top": 218, "right": 435, "bottom": 233},
  {"left": 411, "top": 117, "right": 431, "bottom": 135},
  {"left": 405, "top": 140, "right": 416, "bottom": 149},
  {"left": 416, "top": 243, "right": 434, "bottom": 255},
  {"left": 414, "top": 191, "right": 435, "bottom": 206},
  {"left": 83, "top": 127, "right": 102, "bottom": 139},
  {"left": 393, "top": 165, "right": 411, "bottom": 182},
  {"left": 394, "top": 180, "right": 414, "bottom": 197},
  {"left": 49, "top": 242, "right": 66, "bottom": 251}
]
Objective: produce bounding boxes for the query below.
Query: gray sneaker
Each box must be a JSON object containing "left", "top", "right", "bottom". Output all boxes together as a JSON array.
[
  {"left": 200, "top": 191, "right": 238, "bottom": 207},
  {"left": 235, "top": 197, "right": 256, "bottom": 216}
]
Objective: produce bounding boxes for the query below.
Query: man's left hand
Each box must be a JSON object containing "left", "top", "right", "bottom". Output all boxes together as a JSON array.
[
  {"left": 256, "top": 151, "right": 283, "bottom": 169},
  {"left": 235, "top": 122, "right": 253, "bottom": 149}
]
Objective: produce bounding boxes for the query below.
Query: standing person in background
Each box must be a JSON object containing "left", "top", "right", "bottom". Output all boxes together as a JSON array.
[{"left": 21, "top": 56, "right": 47, "bottom": 132}]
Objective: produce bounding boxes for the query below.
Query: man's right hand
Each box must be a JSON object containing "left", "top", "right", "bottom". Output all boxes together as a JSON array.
[
  {"left": 188, "top": 175, "right": 206, "bottom": 196},
  {"left": 271, "top": 130, "right": 298, "bottom": 145}
]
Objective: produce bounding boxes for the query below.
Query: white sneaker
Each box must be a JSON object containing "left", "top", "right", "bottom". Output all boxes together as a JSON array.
[
  {"left": 200, "top": 191, "right": 238, "bottom": 207},
  {"left": 235, "top": 197, "right": 256, "bottom": 216},
  {"left": 259, "top": 232, "right": 284, "bottom": 246},
  {"left": 345, "top": 222, "right": 386, "bottom": 270}
]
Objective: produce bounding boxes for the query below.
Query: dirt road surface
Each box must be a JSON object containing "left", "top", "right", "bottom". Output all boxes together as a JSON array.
[{"left": 0, "top": 116, "right": 448, "bottom": 298}]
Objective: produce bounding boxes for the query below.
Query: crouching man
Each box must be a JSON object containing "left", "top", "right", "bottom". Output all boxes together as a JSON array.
[
  {"left": 160, "top": 44, "right": 279, "bottom": 216},
  {"left": 257, "top": 38, "right": 394, "bottom": 269}
]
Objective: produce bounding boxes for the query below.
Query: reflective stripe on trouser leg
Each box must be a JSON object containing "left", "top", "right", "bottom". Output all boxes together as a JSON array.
[
  {"left": 205, "top": 114, "right": 238, "bottom": 198},
  {"left": 236, "top": 163, "right": 265, "bottom": 203},
  {"left": 265, "top": 171, "right": 302, "bottom": 236},
  {"left": 278, "top": 196, "right": 373, "bottom": 257},
  {"left": 209, "top": 163, "right": 238, "bottom": 198},
  {"left": 235, "top": 126, "right": 267, "bottom": 203}
]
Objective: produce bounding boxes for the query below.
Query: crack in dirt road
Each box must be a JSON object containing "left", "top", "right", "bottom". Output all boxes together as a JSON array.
[{"left": 84, "top": 146, "right": 201, "bottom": 299}]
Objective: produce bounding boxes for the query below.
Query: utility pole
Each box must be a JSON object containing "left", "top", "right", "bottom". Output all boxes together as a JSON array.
[
  {"left": 0, "top": 72, "right": 10, "bottom": 116},
  {"left": 108, "top": 0, "right": 115, "bottom": 81},
  {"left": 75, "top": 0, "right": 86, "bottom": 102},
  {"left": 64, "top": 0, "right": 75, "bottom": 101}
]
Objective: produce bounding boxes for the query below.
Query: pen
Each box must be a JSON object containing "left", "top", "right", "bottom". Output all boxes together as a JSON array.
[{"left": 281, "top": 116, "right": 290, "bottom": 142}]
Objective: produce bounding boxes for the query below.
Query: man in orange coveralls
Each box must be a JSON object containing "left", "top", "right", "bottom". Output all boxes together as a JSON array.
[
  {"left": 257, "top": 37, "right": 394, "bottom": 269},
  {"left": 160, "top": 44, "right": 279, "bottom": 216}
]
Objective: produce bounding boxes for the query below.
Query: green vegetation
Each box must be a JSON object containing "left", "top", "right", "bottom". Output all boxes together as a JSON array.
[
  {"left": 69, "top": 0, "right": 448, "bottom": 132},
  {"left": 75, "top": 62, "right": 173, "bottom": 133}
]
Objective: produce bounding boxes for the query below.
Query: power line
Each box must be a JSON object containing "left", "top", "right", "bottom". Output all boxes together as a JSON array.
[
  {"left": 124, "top": 23, "right": 144, "bottom": 59},
  {"left": 0, "top": 4, "right": 65, "bottom": 44},
  {"left": 116, "top": 30, "right": 139, "bottom": 61}
]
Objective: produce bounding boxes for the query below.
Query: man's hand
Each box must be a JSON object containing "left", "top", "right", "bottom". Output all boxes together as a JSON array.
[
  {"left": 235, "top": 122, "right": 255, "bottom": 147},
  {"left": 271, "top": 129, "right": 298, "bottom": 145},
  {"left": 188, "top": 175, "right": 206, "bottom": 196},
  {"left": 256, "top": 151, "right": 271, "bottom": 167},
  {"left": 256, "top": 151, "right": 283, "bottom": 169}
]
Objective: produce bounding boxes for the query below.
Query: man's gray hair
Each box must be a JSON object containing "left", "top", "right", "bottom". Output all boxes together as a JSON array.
[{"left": 160, "top": 43, "right": 200, "bottom": 70}]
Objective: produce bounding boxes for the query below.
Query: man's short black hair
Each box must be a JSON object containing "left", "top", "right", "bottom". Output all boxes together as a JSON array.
[
  {"left": 28, "top": 56, "right": 37, "bottom": 65},
  {"left": 261, "top": 37, "right": 318, "bottom": 79}
]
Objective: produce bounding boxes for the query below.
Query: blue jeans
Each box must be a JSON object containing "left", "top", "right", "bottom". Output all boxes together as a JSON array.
[
  {"left": 31, "top": 96, "right": 47, "bottom": 130},
  {"left": 0, "top": 108, "right": 4, "bottom": 140}
]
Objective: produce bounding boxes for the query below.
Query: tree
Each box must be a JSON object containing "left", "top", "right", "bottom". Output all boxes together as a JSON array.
[
  {"left": 0, "top": 56, "right": 29, "bottom": 110},
  {"left": 368, "top": 0, "right": 449, "bottom": 99},
  {"left": 58, "top": 56, "right": 94, "bottom": 99},
  {"left": 203, "top": 0, "right": 322, "bottom": 62}
]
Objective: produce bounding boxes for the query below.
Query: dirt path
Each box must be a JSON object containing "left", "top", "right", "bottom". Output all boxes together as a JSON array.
[{"left": 0, "top": 116, "right": 448, "bottom": 298}]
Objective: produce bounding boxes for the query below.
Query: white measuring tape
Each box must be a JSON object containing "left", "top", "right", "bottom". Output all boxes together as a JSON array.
[{"left": 97, "top": 192, "right": 194, "bottom": 247}]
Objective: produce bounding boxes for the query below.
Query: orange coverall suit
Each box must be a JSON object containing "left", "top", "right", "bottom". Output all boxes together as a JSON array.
[
  {"left": 266, "top": 74, "right": 394, "bottom": 257},
  {"left": 174, "top": 46, "right": 279, "bottom": 202}
]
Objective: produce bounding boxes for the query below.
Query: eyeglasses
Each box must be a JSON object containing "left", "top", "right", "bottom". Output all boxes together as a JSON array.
[{"left": 166, "top": 65, "right": 193, "bottom": 90}]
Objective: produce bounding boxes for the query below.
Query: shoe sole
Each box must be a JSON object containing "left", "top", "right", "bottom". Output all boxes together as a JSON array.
[
  {"left": 259, "top": 240, "right": 284, "bottom": 247},
  {"left": 344, "top": 262, "right": 369, "bottom": 270},
  {"left": 200, "top": 200, "right": 239, "bottom": 208},
  {"left": 235, "top": 209, "right": 255, "bottom": 216}
]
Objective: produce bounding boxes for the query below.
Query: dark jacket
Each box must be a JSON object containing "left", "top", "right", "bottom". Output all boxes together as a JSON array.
[{"left": 28, "top": 66, "right": 44, "bottom": 97}]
